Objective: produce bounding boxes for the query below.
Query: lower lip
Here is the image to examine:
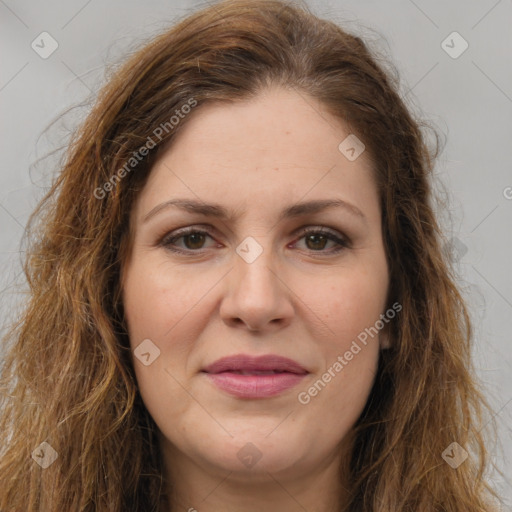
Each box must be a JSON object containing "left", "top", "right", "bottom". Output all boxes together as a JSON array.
[{"left": 203, "top": 371, "right": 307, "bottom": 398}]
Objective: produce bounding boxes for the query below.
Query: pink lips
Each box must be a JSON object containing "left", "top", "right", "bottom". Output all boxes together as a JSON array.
[{"left": 202, "top": 354, "right": 308, "bottom": 399}]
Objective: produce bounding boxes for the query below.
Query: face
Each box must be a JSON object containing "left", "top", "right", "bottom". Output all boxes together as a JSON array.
[{"left": 122, "top": 87, "right": 390, "bottom": 484}]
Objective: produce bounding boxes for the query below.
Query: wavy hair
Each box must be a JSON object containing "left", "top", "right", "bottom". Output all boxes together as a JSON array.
[{"left": 0, "top": 0, "right": 499, "bottom": 510}]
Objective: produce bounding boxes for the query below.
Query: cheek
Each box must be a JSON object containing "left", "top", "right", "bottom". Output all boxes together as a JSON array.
[
  {"left": 301, "top": 348, "right": 379, "bottom": 449},
  {"left": 294, "top": 276, "right": 383, "bottom": 441},
  {"left": 298, "top": 263, "right": 388, "bottom": 342},
  {"left": 293, "top": 264, "right": 386, "bottom": 408},
  {"left": 122, "top": 257, "right": 207, "bottom": 342},
  {"left": 122, "top": 256, "right": 218, "bottom": 397},
  {"left": 122, "top": 258, "right": 202, "bottom": 431}
]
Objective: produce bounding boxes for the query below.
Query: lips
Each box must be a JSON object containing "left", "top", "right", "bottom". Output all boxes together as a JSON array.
[
  {"left": 202, "top": 354, "right": 308, "bottom": 375},
  {"left": 201, "top": 354, "right": 309, "bottom": 399}
]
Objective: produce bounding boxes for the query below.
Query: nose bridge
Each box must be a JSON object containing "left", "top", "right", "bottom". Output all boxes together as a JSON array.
[
  {"left": 234, "top": 235, "right": 278, "bottom": 298},
  {"left": 220, "top": 234, "right": 293, "bottom": 330}
]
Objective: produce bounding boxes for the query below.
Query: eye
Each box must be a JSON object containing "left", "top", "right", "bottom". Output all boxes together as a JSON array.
[
  {"left": 159, "top": 226, "right": 349, "bottom": 255},
  {"left": 292, "top": 227, "right": 349, "bottom": 253},
  {"left": 160, "top": 228, "right": 218, "bottom": 252}
]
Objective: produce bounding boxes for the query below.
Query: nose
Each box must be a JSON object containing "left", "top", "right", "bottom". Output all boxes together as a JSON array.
[{"left": 219, "top": 243, "right": 294, "bottom": 332}]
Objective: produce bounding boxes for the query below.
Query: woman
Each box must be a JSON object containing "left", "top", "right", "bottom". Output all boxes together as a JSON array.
[{"left": 0, "top": 0, "right": 500, "bottom": 510}]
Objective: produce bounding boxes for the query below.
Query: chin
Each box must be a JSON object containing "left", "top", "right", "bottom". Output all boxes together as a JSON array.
[{"left": 204, "top": 434, "right": 309, "bottom": 478}]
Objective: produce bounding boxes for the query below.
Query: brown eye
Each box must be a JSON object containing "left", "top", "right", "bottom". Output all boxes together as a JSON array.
[
  {"left": 161, "top": 229, "right": 217, "bottom": 253},
  {"left": 181, "top": 232, "right": 208, "bottom": 250},
  {"left": 304, "top": 233, "right": 329, "bottom": 251},
  {"left": 293, "top": 227, "right": 349, "bottom": 254}
]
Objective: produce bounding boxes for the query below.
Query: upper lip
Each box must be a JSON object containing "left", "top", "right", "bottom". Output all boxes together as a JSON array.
[{"left": 202, "top": 354, "right": 309, "bottom": 374}]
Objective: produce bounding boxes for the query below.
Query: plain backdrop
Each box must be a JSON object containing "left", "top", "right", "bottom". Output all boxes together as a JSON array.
[{"left": 1, "top": 0, "right": 511, "bottom": 506}]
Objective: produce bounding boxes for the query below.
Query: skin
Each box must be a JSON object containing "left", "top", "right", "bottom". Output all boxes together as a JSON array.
[{"left": 121, "top": 86, "right": 390, "bottom": 512}]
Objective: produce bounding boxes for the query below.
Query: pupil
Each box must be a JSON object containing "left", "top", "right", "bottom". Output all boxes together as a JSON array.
[
  {"left": 186, "top": 233, "right": 204, "bottom": 249},
  {"left": 307, "top": 234, "right": 326, "bottom": 250}
]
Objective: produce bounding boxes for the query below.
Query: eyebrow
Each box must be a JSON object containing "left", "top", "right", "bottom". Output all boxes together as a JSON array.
[{"left": 143, "top": 198, "right": 366, "bottom": 224}]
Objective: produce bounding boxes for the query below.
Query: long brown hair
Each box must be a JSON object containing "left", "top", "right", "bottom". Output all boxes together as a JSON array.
[{"left": 0, "top": 0, "right": 500, "bottom": 510}]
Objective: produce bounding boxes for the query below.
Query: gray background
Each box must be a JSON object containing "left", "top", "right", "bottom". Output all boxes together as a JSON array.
[{"left": 1, "top": 0, "right": 511, "bottom": 506}]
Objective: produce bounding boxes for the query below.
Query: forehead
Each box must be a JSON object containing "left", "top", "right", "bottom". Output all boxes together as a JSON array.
[{"left": 133, "top": 87, "right": 379, "bottom": 222}]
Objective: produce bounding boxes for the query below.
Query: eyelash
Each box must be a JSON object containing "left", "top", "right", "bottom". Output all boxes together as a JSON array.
[{"left": 159, "top": 226, "right": 350, "bottom": 256}]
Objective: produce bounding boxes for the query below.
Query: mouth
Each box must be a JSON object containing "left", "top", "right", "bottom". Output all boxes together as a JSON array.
[
  {"left": 201, "top": 354, "right": 309, "bottom": 398},
  {"left": 218, "top": 370, "right": 292, "bottom": 375}
]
